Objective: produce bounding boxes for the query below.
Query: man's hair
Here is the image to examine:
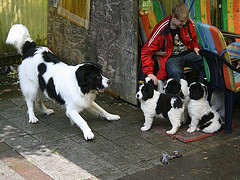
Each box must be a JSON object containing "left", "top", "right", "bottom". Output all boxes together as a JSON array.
[{"left": 172, "top": 2, "right": 189, "bottom": 20}]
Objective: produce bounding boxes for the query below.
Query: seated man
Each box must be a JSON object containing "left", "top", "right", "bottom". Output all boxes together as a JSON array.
[{"left": 141, "top": 2, "right": 205, "bottom": 85}]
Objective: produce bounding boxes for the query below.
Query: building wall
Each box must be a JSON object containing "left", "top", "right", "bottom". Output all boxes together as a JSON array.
[{"left": 48, "top": 0, "right": 139, "bottom": 104}]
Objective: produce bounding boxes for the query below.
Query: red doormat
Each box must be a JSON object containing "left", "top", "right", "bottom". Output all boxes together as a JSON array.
[{"left": 153, "top": 119, "right": 240, "bottom": 143}]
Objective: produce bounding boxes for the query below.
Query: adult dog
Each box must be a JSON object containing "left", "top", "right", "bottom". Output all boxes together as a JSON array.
[
  {"left": 187, "top": 82, "right": 223, "bottom": 133},
  {"left": 6, "top": 24, "right": 120, "bottom": 140},
  {"left": 136, "top": 81, "right": 184, "bottom": 134}
]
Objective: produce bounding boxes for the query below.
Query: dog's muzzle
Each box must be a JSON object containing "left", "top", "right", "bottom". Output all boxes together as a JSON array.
[
  {"left": 102, "top": 76, "right": 111, "bottom": 88},
  {"left": 136, "top": 92, "right": 141, "bottom": 99}
]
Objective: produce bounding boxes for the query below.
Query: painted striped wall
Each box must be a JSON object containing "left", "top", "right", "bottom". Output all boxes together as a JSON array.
[{"left": 0, "top": 0, "right": 47, "bottom": 66}]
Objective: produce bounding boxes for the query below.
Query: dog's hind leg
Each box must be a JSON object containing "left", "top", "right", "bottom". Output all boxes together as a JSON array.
[
  {"left": 19, "top": 68, "right": 40, "bottom": 123},
  {"left": 35, "top": 97, "right": 54, "bottom": 115},
  {"left": 87, "top": 102, "right": 120, "bottom": 121},
  {"left": 20, "top": 85, "right": 39, "bottom": 123},
  {"left": 66, "top": 109, "right": 94, "bottom": 140}
]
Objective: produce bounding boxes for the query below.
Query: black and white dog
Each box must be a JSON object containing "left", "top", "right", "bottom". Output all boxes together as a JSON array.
[
  {"left": 164, "top": 78, "right": 188, "bottom": 100},
  {"left": 136, "top": 81, "right": 184, "bottom": 134},
  {"left": 187, "top": 82, "right": 223, "bottom": 133},
  {"left": 6, "top": 24, "right": 120, "bottom": 140},
  {"left": 164, "top": 78, "right": 189, "bottom": 123}
]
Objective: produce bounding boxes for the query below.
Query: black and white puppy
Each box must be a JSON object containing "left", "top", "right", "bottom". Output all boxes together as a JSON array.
[
  {"left": 164, "top": 78, "right": 189, "bottom": 123},
  {"left": 6, "top": 24, "right": 120, "bottom": 140},
  {"left": 164, "top": 78, "right": 188, "bottom": 99},
  {"left": 136, "top": 82, "right": 184, "bottom": 134},
  {"left": 187, "top": 82, "right": 223, "bottom": 133}
]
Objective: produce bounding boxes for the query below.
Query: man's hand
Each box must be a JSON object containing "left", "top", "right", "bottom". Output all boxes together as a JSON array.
[
  {"left": 194, "top": 47, "right": 200, "bottom": 55},
  {"left": 148, "top": 74, "right": 158, "bottom": 85}
]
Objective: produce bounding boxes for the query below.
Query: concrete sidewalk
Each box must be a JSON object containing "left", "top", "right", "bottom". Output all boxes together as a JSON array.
[{"left": 0, "top": 84, "right": 240, "bottom": 179}]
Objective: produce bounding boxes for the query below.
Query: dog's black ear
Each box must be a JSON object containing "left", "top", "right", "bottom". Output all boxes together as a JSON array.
[
  {"left": 189, "top": 83, "right": 205, "bottom": 100},
  {"left": 75, "top": 65, "right": 91, "bottom": 94},
  {"left": 145, "top": 77, "right": 158, "bottom": 91},
  {"left": 142, "top": 83, "right": 154, "bottom": 100},
  {"left": 84, "top": 62, "right": 102, "bottom": 73},
  {"left": 165, "top": 79, "right": 181, "bottom": 95}
]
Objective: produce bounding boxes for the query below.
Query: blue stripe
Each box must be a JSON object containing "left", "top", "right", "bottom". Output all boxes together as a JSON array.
[
  {"left": 196, "top": 22, "right": 218, "bottom": 54},
  {"left": 186, "top": 0, "right": 195, "bottom": 21}
]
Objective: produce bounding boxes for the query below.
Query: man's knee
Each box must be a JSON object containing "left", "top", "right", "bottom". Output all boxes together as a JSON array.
[{"left": 167, "top": 69, "right": 184, "bottom": 80}]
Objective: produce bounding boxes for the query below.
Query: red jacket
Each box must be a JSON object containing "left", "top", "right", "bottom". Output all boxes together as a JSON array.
[{"left": 141, "top": 15, "right": 200, "bottom": 80}]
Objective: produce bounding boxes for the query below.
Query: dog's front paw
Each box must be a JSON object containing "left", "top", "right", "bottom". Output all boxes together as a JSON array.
[
  {"left": 29, "top": 117, "right": 39, "bottom": 124},
  {"left": 83, "top": 129, "right": 95, "bottom": 140},
  {"left": 44, "top": 109, "right": 54, "bottom": 115},
  {"left": 187, "top": 127, "right": 196, "bottom": 133},
  {"left": 107, "top": 114, "right": 120, "bottom": 121},
  {"left": 141, "top": 126, "right": 151, "bottom": 131},
  {"left": 166, "top": 130, "right": 176, "bottom": 134}
]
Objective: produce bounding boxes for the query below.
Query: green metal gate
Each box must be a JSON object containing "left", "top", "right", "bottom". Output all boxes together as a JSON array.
[{"left": 0, "top": 0, "right": 48, "bottom": 66}]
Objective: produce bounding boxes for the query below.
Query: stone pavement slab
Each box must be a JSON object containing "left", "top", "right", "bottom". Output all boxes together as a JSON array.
[{"left": 0, "top": 86, "right": 239, "bottom": 179}]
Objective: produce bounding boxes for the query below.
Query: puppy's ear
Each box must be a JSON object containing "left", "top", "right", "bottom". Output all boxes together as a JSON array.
[
  {"left": 142, "top": 83, "right": 154, "bottom": 100},
  {"left": 145, "top": 77, "right": 158, "bottom": 91},
  {"left": 165, "top": 79, "right": 181, "bottom": 95},
  {"left": 189, "top": 83, "right": 204, "bottom": 100}
]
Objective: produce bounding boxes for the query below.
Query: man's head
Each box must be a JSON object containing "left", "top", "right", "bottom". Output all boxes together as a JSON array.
[{"left": 172, "top": 2, "right": 189, "bottom": 28}]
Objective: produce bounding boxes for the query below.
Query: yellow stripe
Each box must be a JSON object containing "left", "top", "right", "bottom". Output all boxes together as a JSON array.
[
  {"left": 228, "top": 0, "right": 235, "bottom": 32},
  {"left": 147, "top": 7, "right": 157, "bottom": 32},
  {"left": 201, "top": 0, "right": 207, "bottom": 24}
]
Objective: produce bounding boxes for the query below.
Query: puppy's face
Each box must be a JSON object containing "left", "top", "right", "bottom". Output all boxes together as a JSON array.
[
  {"left": 164, "top": 78, "right": 181, "bottom": 95},
  {"left": 76, "top": 63, "right": 110, "bottom": 94},
  {"left": 189, "top": 82, "right": 207, "bottom": 100},
  {"left": 136, "top": 83, "right": 154, "bottom": 101}
]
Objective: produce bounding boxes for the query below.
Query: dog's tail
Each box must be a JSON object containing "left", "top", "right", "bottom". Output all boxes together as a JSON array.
[{"left": 6, "top": 24, "right": 33, "bottom": 55}]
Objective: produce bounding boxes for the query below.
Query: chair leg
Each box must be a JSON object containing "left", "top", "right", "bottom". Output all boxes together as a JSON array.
[{"left": 224, "top": 90, "right": 235, "bottom": 134}]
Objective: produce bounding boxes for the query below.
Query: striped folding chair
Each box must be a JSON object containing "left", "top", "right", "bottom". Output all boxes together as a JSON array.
[{"left": 196, "top": 21, "right": 240, "bottom": 133}]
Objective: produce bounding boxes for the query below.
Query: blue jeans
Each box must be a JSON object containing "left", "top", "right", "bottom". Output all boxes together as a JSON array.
[{"left": 165, "top": 50, "right": 205, "bottom": 82}]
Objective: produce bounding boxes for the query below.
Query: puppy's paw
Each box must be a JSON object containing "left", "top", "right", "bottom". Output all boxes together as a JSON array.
[
  {"left": 83, "top": 129, "right": 94, "bottom": 140},
  {"left": 187, "top": 127, "right": 195, "bottom": 133},
  {"left": 44, "top": 109, "right": 54, "bottom": 115},
  {"left": 141, "top": 126, "right": 151, "bottom": 131},
  {"left": 29, "top": 117, "right": 39, "bottom": 124},
  {"left": 107, "top": 114, "right": 120, "bottom": 121},
  {"left": 166, "top": 130, "right": 176, "bottom": 134}
]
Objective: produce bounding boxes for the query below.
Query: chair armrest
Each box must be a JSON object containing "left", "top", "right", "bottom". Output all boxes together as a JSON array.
[
  {"left": 200, "top": 49, "right": 240, "bottom": 73},
  {"left": 220, "top": 29, "right": 240, "bottom": 39}
]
